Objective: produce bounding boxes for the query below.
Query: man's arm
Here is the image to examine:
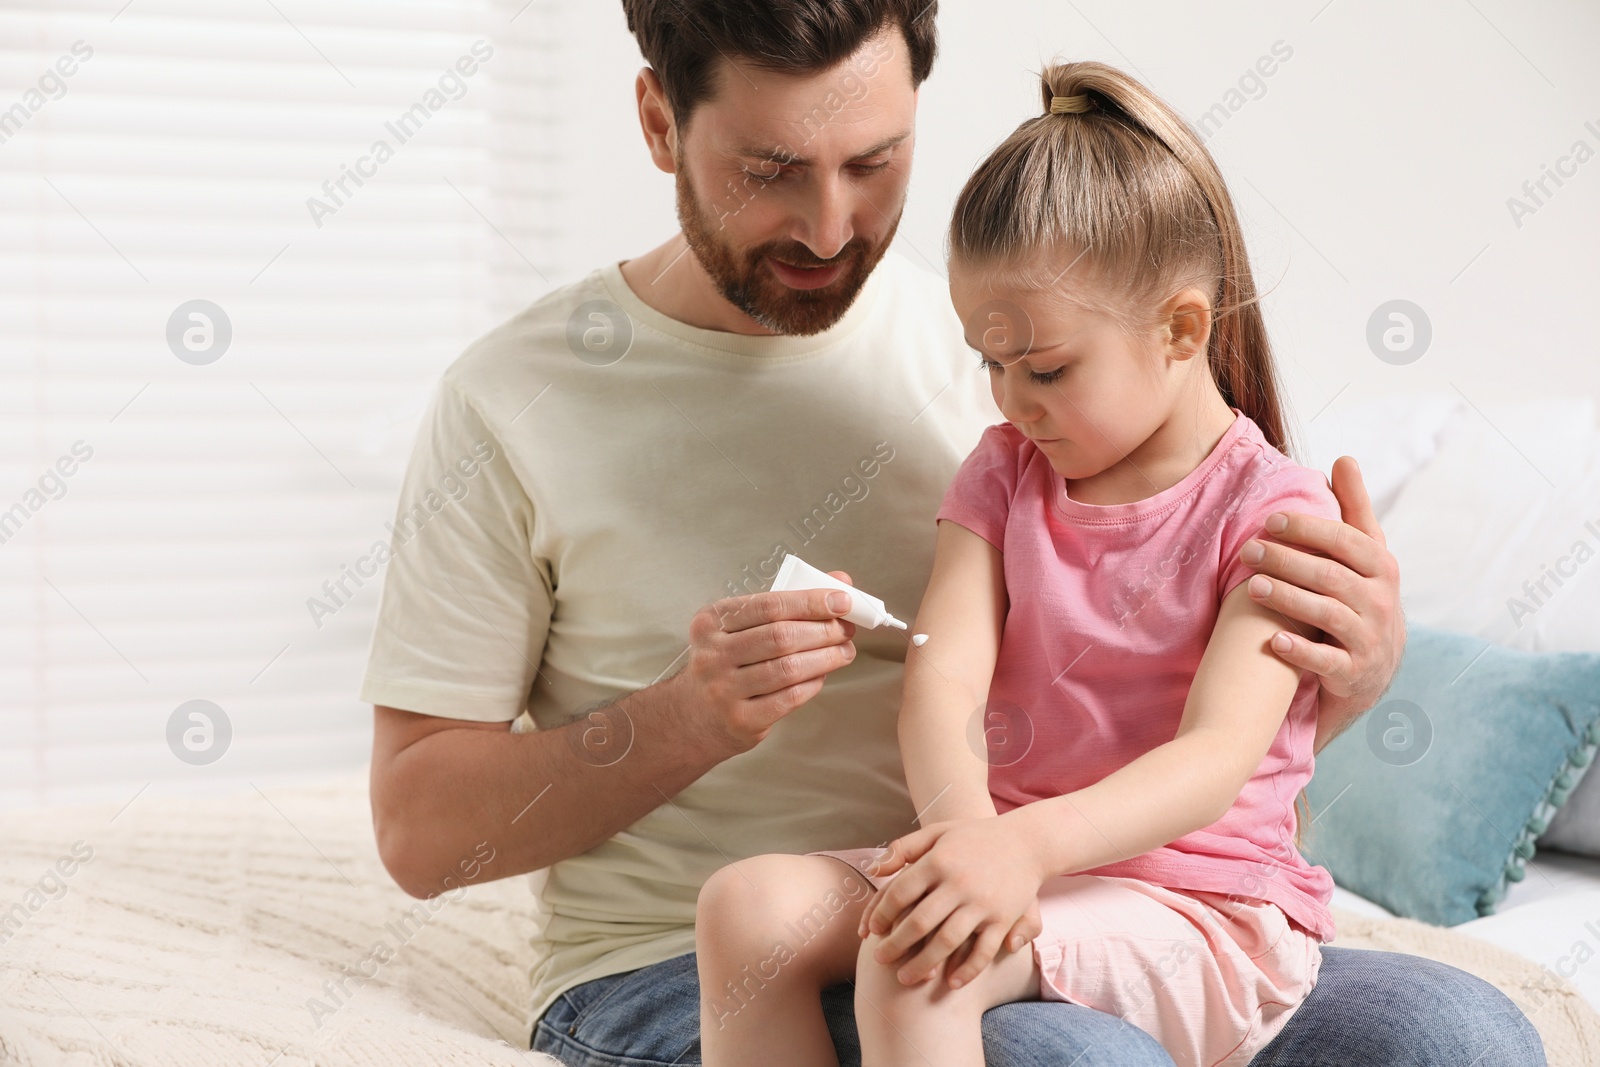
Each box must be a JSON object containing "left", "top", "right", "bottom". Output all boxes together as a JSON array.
[
  {"left": 370, "top": 583, "right": 860, "bottom": 898},
  {"left": 1239, "top": 456, "right": 1406, "bottom": 752},
  {"left": 373, "top": 683, "right": 711, "bottom": 899}
]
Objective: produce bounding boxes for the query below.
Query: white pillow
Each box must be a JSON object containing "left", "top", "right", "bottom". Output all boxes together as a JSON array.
[
  {"left": 1380, "top": 397, "right": 1600, "bottom": 653},
  {"left": 1295, "top": 392, "right": 1463, "bottom": 520},
  {"left": 1543, "top": 767, "right": 1600, "bottom": 856},
  {"left": 1376, "top": 396, "right": 1600, "bottom": 857}
]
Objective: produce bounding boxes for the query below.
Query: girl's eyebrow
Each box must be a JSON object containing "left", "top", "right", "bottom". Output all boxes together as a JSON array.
[{"left": 966, "top": 340, "right": 1069, "bottom": 363}]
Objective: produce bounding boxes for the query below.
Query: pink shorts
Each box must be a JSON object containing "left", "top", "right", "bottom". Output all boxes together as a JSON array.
[{"left": 812, "top": 847, "right": 1321, "bottom": 1067}]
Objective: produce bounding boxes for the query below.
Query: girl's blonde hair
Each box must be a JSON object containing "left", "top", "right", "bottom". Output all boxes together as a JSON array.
[
  {"left": 948, "top": 59, "right": 1293, "bottom": 457},
  {"left": 952, "top": 60, "right": 1316, "bottom": 852}
]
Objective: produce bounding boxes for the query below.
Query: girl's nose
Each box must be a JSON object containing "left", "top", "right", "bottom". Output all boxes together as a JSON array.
[{"left": 997, "top": 380, "right": 1042, "bottom": 426}]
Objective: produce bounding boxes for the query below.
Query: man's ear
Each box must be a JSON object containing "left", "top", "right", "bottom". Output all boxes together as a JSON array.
[
  {"left": 1162, "top": 287, "right": 1213, "bottom": 362},
  {"left": 636, "top": 67, "right": 678, "bottom": 175}
]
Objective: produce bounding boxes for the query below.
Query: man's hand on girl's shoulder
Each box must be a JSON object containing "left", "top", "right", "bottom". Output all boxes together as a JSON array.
[{"left": 1236, "top": 456, "right": 1405, "bottom": 752}]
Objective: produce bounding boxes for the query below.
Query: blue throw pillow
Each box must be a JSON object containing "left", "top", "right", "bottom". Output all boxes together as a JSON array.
[{"left": 1303, "top": 625, "right": 1600, "bottom": 926}]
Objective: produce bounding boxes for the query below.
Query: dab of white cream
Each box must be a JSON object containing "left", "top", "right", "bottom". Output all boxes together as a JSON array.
[{"left": 911, "top": 633, "right": 929, "bottom": 646}]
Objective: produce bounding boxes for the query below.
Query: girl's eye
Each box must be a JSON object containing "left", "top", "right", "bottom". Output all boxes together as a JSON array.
[{"left": 978, "top": 356, "right": 1064, "bottom": 385}]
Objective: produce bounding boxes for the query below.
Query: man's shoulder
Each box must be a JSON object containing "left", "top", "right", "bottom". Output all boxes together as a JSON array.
[{"left": 440, "top": 265, "right": 615, "bottom": 400}]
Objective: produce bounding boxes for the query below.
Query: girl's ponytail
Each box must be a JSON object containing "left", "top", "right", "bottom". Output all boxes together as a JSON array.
[{"left": 952, "top": 61, "right": 1292, "bottom": 456}]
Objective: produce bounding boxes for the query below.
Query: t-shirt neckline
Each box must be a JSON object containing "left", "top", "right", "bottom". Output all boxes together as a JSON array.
[
  {"left": 597, "top": 252, "right": 887, "bottom": 363},
  {"left": 1050, "top": 409, "right": 1249, "bottom": 526}
]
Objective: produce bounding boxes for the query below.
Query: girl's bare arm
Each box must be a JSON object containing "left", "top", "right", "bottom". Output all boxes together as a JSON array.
[{"left": 898, "top": 519, "right": 1008, "bottom": 825}]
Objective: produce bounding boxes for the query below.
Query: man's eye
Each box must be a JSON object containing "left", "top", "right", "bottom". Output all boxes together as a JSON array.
[{"left": 851, "top": 161, "right": 891, "bottom": 175}]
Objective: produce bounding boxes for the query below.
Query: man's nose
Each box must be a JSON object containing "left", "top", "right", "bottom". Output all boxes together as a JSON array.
[{"left": 791, "top": 173, "right": 854, "bottom": 261}]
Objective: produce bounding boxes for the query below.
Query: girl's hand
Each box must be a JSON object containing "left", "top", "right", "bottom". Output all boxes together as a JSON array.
[
  {"left": 855, "top": 814, "right": 1046, "bottom": 988},
  {"left": 853, "top": 884, "right": 1042, "bottom": 990}
]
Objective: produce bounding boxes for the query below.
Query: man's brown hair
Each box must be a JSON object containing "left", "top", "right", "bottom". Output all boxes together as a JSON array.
[{"left": 621, "top": 0, "right": 938, "bottom": 129}]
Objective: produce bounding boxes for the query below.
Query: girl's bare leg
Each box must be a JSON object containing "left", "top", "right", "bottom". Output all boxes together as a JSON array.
[
  {"left": 854, "top": 927, "right": 1041, "bottom": 1067},
  {"left": 698, "top": 854, "right": 876, "bottom": 1067}
]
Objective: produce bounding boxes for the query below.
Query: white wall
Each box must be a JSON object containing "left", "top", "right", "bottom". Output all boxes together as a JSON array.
[{"left": 551, "top": 0, "right": 1600, "bottom": 423}]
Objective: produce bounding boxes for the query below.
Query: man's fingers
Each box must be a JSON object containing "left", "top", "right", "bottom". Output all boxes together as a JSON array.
[
  {"left": 1266, "top": 629, "right": 1355, "bottom": 694},
  {"left": 1246, "top": 574, "right": 1360, "bottom": 647},
  {"left": 1242, "top": 538, "right": 1363, "bottom": 606},
  {"left": 709, "top": 586, "right": 853, "bottom": 635},
  {"left": 1329, "top": 456, "right": 1384, "bottom": 545},
  {"left": 740, "top": 641, "right": 856, "bottom": 697},
  {"left": 1256, "top": 510, "right": 1388, "bottom": 580}
]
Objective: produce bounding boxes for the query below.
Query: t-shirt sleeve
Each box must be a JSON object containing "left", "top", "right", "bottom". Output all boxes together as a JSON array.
[
  {"left": 358, "top": 378, "right": 552, "bottom": 722},
  {"left": 1216, "top": 458, "right": 1342, "bottom": 602},
  {"left": 934, "top": 423, "right": 1019, "bottom": 551}
]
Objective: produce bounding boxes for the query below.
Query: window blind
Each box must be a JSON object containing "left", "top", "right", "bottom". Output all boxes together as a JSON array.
[{"left": 0, "top": 0, "right": 562, "bottom": 807}]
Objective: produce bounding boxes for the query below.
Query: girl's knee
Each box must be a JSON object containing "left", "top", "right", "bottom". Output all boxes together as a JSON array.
[
  {"left": 696, "top": 855, "right": 869, "bottom": 982},
  {"left": 855, "top": 929, "right": 1040, "bottom": 1025},
  {"left": 696, "top": 860, "right": 772, "bottom": 959}
]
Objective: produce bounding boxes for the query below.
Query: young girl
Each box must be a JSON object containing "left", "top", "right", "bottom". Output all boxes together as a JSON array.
[{"left": 695, "top": 60, "right": 1339, "bottom": 1067}]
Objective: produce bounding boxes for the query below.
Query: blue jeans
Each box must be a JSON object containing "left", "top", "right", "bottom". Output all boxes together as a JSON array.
[{"left": 531, "top": 946, "right": 1544, "bottom": 1066}]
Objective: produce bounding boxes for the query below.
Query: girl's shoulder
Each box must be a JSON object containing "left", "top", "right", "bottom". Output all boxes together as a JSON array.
[
  {"left": 1205, "top": 416, "right": 1342, "bottom": 600},
  {"left": 1220, "top": 416, "right": 1340, "bottom": 521},
  {"left": 959, "top": 421, "right": 1035, "bottom": 480},
  {"left": 938, "top": 422, "right": 1043, "bottom": 531}
]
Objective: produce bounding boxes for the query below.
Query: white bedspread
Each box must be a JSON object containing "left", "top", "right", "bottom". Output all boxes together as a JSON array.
[
  {"left": 2, "top": 773, "right": 1595, "bottom": 1066},
  {"left": 1333, "top": 851, "right": 1600, "bottom": 1013}
]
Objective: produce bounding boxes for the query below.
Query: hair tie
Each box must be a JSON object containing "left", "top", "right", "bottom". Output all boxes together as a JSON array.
[{"left": 1049, "top": 94, "right": 1091, "bottom": 115}]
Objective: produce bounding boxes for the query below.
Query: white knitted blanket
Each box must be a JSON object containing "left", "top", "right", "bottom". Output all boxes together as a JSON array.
[
  {"left": 0, "top": 774, "right": 552, "bottom": 1067},
  {"left": 1, "top": 772, "right": 1595, "bottom": 1066}
]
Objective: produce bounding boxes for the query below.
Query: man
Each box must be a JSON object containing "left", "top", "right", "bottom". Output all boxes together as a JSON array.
[{"left": 362, "top": 2, "right": 1544, "bottom": 1064}]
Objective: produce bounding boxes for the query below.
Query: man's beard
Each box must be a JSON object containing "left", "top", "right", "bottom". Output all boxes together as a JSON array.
[{"left": 675, "top": 165, "right": 901, "bottom": 336}]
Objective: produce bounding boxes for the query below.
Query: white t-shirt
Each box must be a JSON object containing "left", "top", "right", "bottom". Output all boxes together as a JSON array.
[{"left": 359, "top": 248, "right": 1000, "bottom": 1023}]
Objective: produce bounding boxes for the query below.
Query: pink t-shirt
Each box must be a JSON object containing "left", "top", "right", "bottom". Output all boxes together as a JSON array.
[{"left": 936, "top": 410, "right": 1339, "bottom": 941}]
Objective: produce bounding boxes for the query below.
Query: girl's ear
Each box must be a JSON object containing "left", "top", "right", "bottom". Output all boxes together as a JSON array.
[{"left": 1161, "top": 287, "right": 1213, "bottom": 362}]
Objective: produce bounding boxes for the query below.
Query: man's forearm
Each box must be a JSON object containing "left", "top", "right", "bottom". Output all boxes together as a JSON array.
[
  {"left": 1313, "top": 687, "right": 1376, "bottom": 754},
  {"left": 373, "top": 676, "right": 726, "bottom": 898}
]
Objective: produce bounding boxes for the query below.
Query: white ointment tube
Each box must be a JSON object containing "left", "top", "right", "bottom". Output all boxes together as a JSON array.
[{"left": 770, "top": 553, "right": 908, "bottom": 631}]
